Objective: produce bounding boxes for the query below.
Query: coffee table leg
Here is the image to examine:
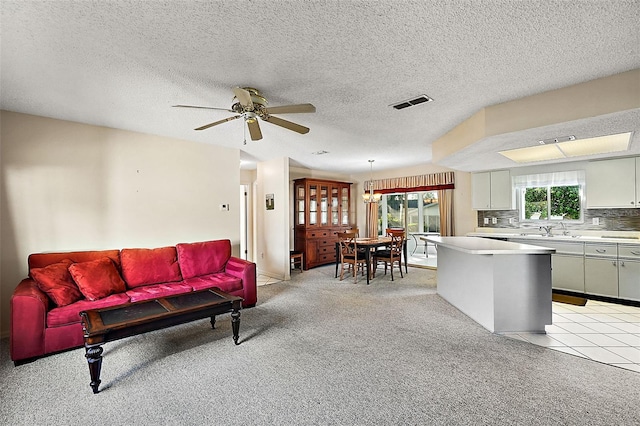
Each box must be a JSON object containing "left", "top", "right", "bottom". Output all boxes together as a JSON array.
[
  {"left": 85, "top": 345, "right": 103, "bottom": 394},
  {"left": 231, "top": 305, "right": 241, "bottom": 345},
  {"left": 210, "top": 315, "right": 216, "bottom": 329}
]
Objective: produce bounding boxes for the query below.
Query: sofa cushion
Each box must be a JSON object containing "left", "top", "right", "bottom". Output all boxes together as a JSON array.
[
  {"left": 29, "top": 249, "right": 121, "bottom": 271},
  {"left": 183, "top": 273, "right": 242, "bottom": 293},
  {"left": 69, "top": 257, "right": 127, "bottom": 301},
  {"left": 30, "top": 259, "right": 84, "bottom": 307},
  {"left": 47, "top": 293, "right": 130, "bottom": 327},
  {"left": 126, "top": 282, "right": 193, "bottom": 303},
  {"left": 176, "top": 240, "right": 231, "bottom": 279},
  {"left": 121, "top": 246, "right": 182, "bottom": 288}
]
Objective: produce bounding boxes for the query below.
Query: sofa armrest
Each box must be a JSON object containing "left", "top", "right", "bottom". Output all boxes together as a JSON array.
[
  {"left": 11, "top": 278, "right": 50, "bottom": 362},
  {"left": 225, "top": 257, "right": 257, "bottom": 307}
]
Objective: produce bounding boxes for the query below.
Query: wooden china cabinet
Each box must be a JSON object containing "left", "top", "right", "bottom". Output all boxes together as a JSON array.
[{"left": 294, "top": 178, "right": 352, "bottom": 269}]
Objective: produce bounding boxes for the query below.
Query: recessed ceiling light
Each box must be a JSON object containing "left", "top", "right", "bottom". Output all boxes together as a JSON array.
[{"left": 499, "top": 132, "right": 632, "bottom": 163}]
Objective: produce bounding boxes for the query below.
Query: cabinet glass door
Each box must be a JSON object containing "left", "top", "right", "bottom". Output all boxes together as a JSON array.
[
  {"left": 296, "top": 184, "right": 305, "bottom": 225},
  {"left": 320, "top": 185, "right": 328, "bottom": 225},
  {"left": 309, "top": 184, "right": 317, "bottom": 225},
  {"left": 341, "top": 186, "right": 349, "bottom": 225},
  {"left": 331, "top": 186, "right": 339, "bottom": 225}
]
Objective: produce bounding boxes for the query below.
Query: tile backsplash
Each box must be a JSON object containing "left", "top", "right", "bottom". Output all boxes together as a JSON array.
[{"left": 477, "top": 208, "right": 640, "bottom": 232}]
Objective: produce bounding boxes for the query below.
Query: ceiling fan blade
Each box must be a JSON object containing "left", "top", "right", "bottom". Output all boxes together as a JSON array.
[
  {"left": 264, "top": 103, "right": 316, "bottom": 114},
  {"left": 263, "top": 115, "right": 310, "bottom": 134},
  {"left": 173, "top": 105, "right": 234, "bottom": 113},
  {"left": 247, "top": 119, "right": 263, "bottom": 141},
  {"left": 232, "top": 87, "right": 253, "bottom": 108},
  {"left": 194, "top": 115, "right": 241, "bottom": 131}
]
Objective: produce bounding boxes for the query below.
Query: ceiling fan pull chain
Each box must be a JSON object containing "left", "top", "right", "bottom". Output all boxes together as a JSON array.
[{"left": 243, "top": 119, "right": 247, "bottom": 145}]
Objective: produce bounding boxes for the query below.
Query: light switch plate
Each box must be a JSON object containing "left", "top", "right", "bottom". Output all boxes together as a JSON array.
[
  {"left": 483, "top": 218, "right": 489, "bottom": 225},
  {"left": 491, "top": 217, "right": 498, "bottom": 224},
  {"left": 592, "top": 217, "right": 600, "bottom": 225}
]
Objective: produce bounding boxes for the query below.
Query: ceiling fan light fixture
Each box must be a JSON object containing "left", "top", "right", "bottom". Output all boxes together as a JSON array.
[{"left": 244, "top": 112, "right": 258, "bottom": 124}]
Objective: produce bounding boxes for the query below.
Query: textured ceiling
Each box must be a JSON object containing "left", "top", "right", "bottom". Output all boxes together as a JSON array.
[{"left": 1, "top": 1, "right": 639, "bottom": 173}]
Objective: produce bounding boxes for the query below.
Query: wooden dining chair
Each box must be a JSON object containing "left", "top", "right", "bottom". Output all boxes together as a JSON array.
[
  {"left": 337, "top": 231, "right": 367, "bottom": 283},
  {"left": 373, "top": 229, "right": 404, "bottom": 281}
]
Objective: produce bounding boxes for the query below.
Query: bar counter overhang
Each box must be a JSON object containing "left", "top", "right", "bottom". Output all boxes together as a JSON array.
[{"left": 425, "top": 236, "right": 556, "bottom": 333}]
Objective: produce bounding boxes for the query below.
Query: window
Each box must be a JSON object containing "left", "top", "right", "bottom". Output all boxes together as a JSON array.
[
  {"left": 515, "top": 171, "right": 584, "bottom": 222},
  {"left": 377, "top": 191, "right": 439, "bottom": 235}
]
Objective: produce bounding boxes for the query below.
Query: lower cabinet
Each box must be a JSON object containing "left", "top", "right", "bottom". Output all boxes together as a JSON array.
[
  {"left": 295, "top": 227, "right": 348, "bottom": 269},
  {"left": 504, "top": 237, "right": 640, "bottom": 302},
  {"left": 619, "top": 259, "right": 640, "bottom": 301},
  {"left": 584, "top": 257, "right": 619, "bottom": 298},
  {"left": 552, "top": 255, "right": 585, "bottom": 293}
]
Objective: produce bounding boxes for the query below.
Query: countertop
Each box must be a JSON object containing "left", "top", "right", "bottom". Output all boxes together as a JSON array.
[
  {"left": 467, "top": 232, "right": 640, "bottom": 245},
  {"left": 424, "top": 236, "right": 556, "bottom": 255}
]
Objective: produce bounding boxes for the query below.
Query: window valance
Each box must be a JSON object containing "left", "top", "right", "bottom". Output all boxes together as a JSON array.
[
  {"left": 513, "top": 170, "right": 584, "bottom": 188},
  {"left": 365, "top": 171, "right": 455, "bottom": 194}
]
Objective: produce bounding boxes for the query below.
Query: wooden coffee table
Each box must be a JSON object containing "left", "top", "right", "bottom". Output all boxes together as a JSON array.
[{"left": 80, "top": 287, "right": 242, "bottom": 393}]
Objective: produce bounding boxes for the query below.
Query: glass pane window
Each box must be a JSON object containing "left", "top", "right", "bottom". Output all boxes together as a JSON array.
[
  {"left": 377, "top": 191, "right": 440, "bottom": 237},
  {"left": 386, "top": 194, "right": 405, "bottom": 229},
  {"left": 522, "top": 185, "right": 581, "bottom": 221},
  {"left": 523, "top": 187, "right": 548, "bottom": 220},
  {"left": 551, "top": 185, "right": 580, "bottom": 220},
  {"left": 422, "top": 192, "right": 440, "bottom": 233}
]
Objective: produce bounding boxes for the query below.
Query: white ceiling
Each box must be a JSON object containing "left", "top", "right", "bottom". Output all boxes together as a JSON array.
[{"left": 2, "top": 1, "right": 639, "bottom": 174}]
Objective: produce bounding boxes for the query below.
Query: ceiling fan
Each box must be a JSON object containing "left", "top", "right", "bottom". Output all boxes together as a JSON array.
[{"left": 173, "top": 87, "right": 315, "bottom": 141}]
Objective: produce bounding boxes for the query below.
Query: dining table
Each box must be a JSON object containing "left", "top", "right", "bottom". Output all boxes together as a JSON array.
[{"left": 334, "top": 237, "right": 408, "bottom": 285}]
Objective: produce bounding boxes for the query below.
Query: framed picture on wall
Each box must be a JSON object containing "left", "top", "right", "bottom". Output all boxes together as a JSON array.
[{"left": 266, "top": 193, "right": 274, "bottom": 210}]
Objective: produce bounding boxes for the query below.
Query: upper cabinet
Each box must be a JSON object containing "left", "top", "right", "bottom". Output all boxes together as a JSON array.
[
  {"left": 472, "top": 170, "right": 512, "bottom": 210},
  {"left": 294, "top": 178, "right": 351, "bottom": 227},
  {"left": 586, "top": 157, "right": 638, "bottom": 208}
]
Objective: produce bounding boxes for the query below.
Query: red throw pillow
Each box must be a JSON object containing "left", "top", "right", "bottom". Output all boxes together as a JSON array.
[
  {"left": 30, "top": 259, "right": 83, "bottom": 306},
  {"left": 120, "top": 246, "right": 182, "bottom": 288},
  {"left": 69, "top": 257, "right": 126, "bottom": 301}
]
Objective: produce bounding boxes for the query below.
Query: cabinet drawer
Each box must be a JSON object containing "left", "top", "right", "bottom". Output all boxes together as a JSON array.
[
  {"left": 318, "top": 253, "right": 336, "bottom": 263},
  {"left": 618, "top": 245, "right": 640, "bottom": 259},
  {"left": 306, "top": 230, "right": 331, "bottom": 239},
  {"left": 316, "top": 245, "right": 335, "bottom": 255},
  {"left": 585, "top": 243, "right": 617, "bottom": 257},
  {"left": 534, "top": 240, "right": 584, "bottom": 255},
  {"left": 318, "top": 239, "right": 337, "bottom": 248}
]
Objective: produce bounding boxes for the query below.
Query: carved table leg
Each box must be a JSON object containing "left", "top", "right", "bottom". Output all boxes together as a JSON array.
[
  {"left": 231, "top": 307, "right": 241, "bottom": 345},
  {"left": 85, "top": 345, "right": 103, "bottom": 394},
  {"left": 210, "top": 315, "right": 216, "bottom": 329}
]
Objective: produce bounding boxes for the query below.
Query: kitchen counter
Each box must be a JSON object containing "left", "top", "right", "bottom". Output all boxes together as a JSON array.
[
  {"left": 425, "top": 236, "right": 553, "bottom": 334},
  {"left": 425, "top": 236, "right": 555, "bottom": 254},
  {"left": 467, "top": 231, "right": 640, "bottom": 245}
]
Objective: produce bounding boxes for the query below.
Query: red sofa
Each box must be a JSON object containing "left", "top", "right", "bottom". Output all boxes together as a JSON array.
[{"left": 10, "top": 239, "right": 256, "bottom": 363}]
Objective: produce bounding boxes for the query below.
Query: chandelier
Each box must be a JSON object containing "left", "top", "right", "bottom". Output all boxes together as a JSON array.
[{"left": 362, "top": 159, "right": 382, "bottom": 203}]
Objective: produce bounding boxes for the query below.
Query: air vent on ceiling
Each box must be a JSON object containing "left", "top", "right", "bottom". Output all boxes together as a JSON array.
[{"left": 390, "top": 94, "right": 433, "bottom": 110}]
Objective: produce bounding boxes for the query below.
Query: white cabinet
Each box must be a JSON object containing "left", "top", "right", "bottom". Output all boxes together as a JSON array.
[
  {"left": 584, "top": 242, "right": 618, "bottom": 298},
  {"left": 619, "top": 260, "right": 640, "bottom": 301},
  {"left": 552, "top": 255, "right": 585, "bottom": 293},
  {"left": 637, "top": 157, "right": 640, "bottom": 205},
  {"left": 585, "top": 257, "right": 619, "bottom": 297},
  {"left": 618, "top": 244, "right": 640, "bottom": 301},
  {"left": 586, "top": 157, "right": 637, "bottom": 208},
  {"left": 472, "top": 170, "right": 512, "bottom": 210}
]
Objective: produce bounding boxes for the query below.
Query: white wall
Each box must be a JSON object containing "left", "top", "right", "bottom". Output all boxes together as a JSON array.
[
  {"left": 0, "top": 111, "right": 240, "bottom": 337},
  {"left": 256, "top": 157, "right": 290, "bottom": 280}
]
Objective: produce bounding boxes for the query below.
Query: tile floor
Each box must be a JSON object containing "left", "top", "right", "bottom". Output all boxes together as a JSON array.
[
  {"left": 505, "top": 300, "right": 640, "bottom": 373},
  {"left": 260, "top": 272, "right": 640, "bottom": 373}
]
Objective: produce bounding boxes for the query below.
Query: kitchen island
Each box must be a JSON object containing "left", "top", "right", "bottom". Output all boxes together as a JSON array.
[{"left": 425, "top": 236, "right": 555, "bottom": 333}]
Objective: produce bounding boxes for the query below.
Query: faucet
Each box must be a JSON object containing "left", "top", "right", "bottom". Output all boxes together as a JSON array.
[
  {"left": 539, "top": 225, "right": 553, "bottom": 236},
  {"left": 559, "top": 222, "right": 569, "bottom": 236}
]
